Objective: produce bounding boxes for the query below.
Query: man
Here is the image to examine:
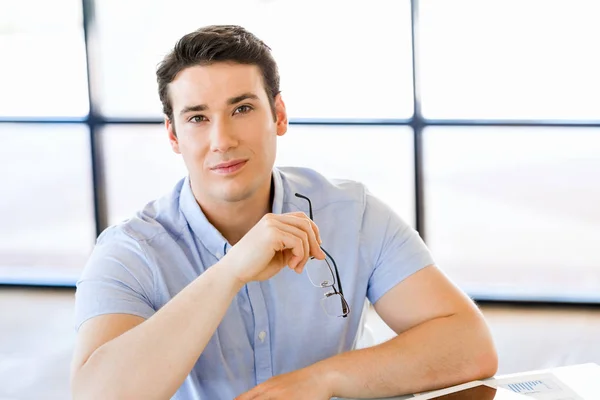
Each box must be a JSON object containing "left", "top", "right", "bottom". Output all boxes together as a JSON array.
[{"left": 70, "top": 25, "right": 497, "bottom": 399}]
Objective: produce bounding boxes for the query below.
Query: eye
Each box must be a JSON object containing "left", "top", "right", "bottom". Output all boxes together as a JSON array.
[
  {"left": 189, "top": 115, "right": 207, "bottom": 123},
  {"left": 234, "top": 105, "right": 253, "bottom": 115}
]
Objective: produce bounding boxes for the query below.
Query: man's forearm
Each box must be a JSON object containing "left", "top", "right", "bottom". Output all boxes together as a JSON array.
[
  {"left": 73, "top": 260, "right": 244, "bottom": 400},
  {"left": 315, "top": 312, "right": 498, "bottom": 399}
]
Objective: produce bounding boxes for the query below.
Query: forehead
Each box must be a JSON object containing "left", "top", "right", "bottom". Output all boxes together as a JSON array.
[{"left": 169, "top": 63, "right": 267, "bottom": 110}]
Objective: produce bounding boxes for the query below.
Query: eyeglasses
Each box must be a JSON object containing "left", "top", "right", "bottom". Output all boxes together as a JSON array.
[{"left": 295, "top": 193, "right": 350, "bottom": 318}]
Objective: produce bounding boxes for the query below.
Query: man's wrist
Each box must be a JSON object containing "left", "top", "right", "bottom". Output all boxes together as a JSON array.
[
  {"left": 311, "top": 359, "right": 343, "bottom": 397},
  {"left": 210, "top": 259, "right": 246, "bottom": 294}
]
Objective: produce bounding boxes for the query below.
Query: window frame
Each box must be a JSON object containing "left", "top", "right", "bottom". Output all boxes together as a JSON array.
[{"left": 1, "top": 0, "right": 599, "bottom": 305}]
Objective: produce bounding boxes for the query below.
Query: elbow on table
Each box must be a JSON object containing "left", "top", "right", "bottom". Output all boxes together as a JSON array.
[{"left": 470, "top": 338, "right": 499, "bottom": 381}]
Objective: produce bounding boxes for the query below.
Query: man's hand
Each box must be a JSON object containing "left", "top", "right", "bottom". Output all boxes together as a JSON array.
[
  {"left": 235, "top": 366, "right": 333, "bottom": 400},
  {"left": 223, "top": 212, "right": 327, "bottom": 285}
]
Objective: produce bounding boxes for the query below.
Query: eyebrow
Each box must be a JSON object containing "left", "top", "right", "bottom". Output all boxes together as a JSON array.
[
  {"left": 179, "top": 93, "right": 260, "bottom": 116},
  {"left": 227, "top": 92, "right": 259, "bottom": 105}
]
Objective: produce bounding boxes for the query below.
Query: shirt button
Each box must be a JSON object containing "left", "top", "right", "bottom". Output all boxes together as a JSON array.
[
  {"left": 215, "top": 252, "right": 222, "bottom": 259},
  {"left": 258, "top": 331, "right": 267, "bottom": 342}
]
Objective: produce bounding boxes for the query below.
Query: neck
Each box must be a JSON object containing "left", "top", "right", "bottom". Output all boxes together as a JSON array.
[{"left": 190, "top": 176, "right": 274, "bottom": 245}]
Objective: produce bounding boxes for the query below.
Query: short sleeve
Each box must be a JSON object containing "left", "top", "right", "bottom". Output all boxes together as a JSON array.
[
  {"left": 74, "top": 226, "right": 156, "bottom": 331},
  {"left": 363, "top": 191, "right": 436, "bottom": 304}
]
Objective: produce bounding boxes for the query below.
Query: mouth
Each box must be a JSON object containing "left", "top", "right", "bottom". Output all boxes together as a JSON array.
[{"left": 210, "top": 159, "right": 248, "bottom": 175}]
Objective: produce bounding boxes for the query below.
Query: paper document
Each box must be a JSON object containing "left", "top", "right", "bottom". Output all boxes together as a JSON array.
[{"left": 488, "top": 373, "right": 583, "bottom": 400}]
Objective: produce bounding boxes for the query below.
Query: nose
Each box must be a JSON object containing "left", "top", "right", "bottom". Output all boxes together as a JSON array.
[{"left": 209, "top": 119, "right": 239, "bottom": 153}]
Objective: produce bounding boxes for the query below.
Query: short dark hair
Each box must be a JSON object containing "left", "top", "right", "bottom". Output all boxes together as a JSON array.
[{"left": 156, "top": 25, "right": 280, "bottom": 123}]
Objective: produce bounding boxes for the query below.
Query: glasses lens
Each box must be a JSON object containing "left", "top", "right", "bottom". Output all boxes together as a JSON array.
[
  {"left": 306, "top": 258, "right": 335, "bottom": 288},
  {"left": 321, "top": 292, "right": 350, "bottom": 318}
]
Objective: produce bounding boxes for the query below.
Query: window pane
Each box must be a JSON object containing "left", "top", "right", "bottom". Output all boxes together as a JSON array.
[
  {"left": 103, "top": 125, "right": 415, "bottom": 229},
  {"left": 95, "top": 0, "right": 413, "bottom": 119},
  {"left": 0, "top": 0, "right": 88, "bottom": 117},
  {"left": 0, "top": 124, "right": 95, "bottom": 283},
  {"left": 101, "top": 125, "right": 188, "bottom": 225},
  {"left": 419, "top": 0, "right": 600, "bottom": 120},
  {"left": 423, "top": 127, "right": 600, "bottom": 300},
  {"left": 276, "top": 125, "right": 415, "bottom": 227}
]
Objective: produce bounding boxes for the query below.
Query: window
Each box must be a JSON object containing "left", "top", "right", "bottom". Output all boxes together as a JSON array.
[
  {"left": 102, "top": 125, "right": 416, "bottom": 228},
  {"left": 0, "top": 124, "right": 95, "bottom": 284},
  {"left": 3, "top": 0, "right": 599, "bottom": 303},
  {"left": 276, "top": 125, "right": 416, "bottom": 227},
  {"left": 0, "top": 0, "right": 88, "bottom": 118},
  {"left": 423, "top": 127, "right": 600, "bottom": 299},
  {"left": 101, "top": 125, "right": 187, "bottom": 225},
  {"left": 94, "top": 0, "right": 414, "bottom": 119},
  {"left": 419, "top": 0, "right": 600, "bottom": 120}
]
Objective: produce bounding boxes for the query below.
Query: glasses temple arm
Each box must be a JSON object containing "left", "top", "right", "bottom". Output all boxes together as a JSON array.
[
  {"left": 322, "top": 246, "right": 349, "bottom": 317},
  {"left": 295, "top": 192, "right": 349, "bottom": 318}
]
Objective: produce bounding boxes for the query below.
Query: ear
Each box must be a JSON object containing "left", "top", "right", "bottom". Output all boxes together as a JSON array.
[
  {"left": 166, "top": 117, "right": 181, "bottom": 154},
  {"left": 274, "top": 93, "right": 288, "bottom": 137}
]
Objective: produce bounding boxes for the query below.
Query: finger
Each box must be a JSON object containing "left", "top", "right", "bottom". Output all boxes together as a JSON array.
[
  {"left": 288, "top": 211, "right": 323, "bottom": 244},
  {"left": 272, "top": 213, "right": 325, "bottom": 261},
  {"left": 270, "top": 227, "right": 304, "bottom": 270},
  {"left": 271, "top": 220, "right": 310, "bottom": 271},
  {"left": 235, "top": 383, "right": 266, "bottom": 400},
  {"left": 234, "top": 388, "right": 254, "bottom": 400},
  {"left": 267, "top": 214, "right": 314, "bottom": 264}
]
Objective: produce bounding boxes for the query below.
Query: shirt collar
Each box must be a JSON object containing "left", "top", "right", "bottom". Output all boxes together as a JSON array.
[{"left": 179, "top": 168, "right": 285, "bottom": 258}]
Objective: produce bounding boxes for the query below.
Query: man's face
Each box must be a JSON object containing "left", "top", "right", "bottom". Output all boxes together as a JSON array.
[{"left": 166, "top": 62, "right": 287, "bottom": 204}]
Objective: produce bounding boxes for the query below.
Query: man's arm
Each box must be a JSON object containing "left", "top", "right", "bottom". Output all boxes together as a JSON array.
[
  {"left": 237, "top": 265, "right": 497, "bottom": 399},
  {"left": 71, "top": 212, "right": 326, "bottom": 400},
  {"left": 71, "top": 260, "right": 245, "bottom": 399},
  {"left": 322, "top": 265, "right": 498, "bottom": 398}
]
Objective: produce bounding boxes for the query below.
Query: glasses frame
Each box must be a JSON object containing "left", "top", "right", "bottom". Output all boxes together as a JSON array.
[{"left": 295, "top": 193, "right": 350, "bottom": 318}]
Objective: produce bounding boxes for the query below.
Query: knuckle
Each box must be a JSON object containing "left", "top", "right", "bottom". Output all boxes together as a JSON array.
[
  {"left": 300, "top": 231, "right": 308, "bottom": 242},
  {"left": 263, "top": 214, "right": 277, "bottom": 227},
  {"left": 292, "top": 211, "right": 308, "bottom": 220},
  {"left": 263, "top": 213, "right": 274, "bottom": 221}
]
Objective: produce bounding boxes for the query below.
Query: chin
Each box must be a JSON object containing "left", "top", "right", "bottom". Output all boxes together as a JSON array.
[
  {"left": 219, "top": 190, "right": 252, "bottom": 203},
  {"left": 213, "top": 182, "right": 255, "bottom": 203},
  {"left": 205, "top": 168, "right": 269, "bottom": 203}
]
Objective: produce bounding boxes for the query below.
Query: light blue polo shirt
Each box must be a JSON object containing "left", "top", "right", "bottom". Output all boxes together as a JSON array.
[{"left": 74, "top": 166, "right": 435, "bottom": 399}]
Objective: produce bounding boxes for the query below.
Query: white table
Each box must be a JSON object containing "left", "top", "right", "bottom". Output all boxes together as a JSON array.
[{"left": 338, "top": 363, "right": 600, "bottom": 400}]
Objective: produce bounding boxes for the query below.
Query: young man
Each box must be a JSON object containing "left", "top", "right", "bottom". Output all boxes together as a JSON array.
[{"left": 70, "top": 25, "right": 497, "bottom": 399}]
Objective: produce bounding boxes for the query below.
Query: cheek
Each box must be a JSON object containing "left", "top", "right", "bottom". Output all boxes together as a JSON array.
[
  {"left": 267, "top": 136, "right": 277, "bottom": 159},
  {"left": 248, "top": 132, "right": 276, "bottom": 166},
  {"left": 255, "top": 138, "right": 277, "bottom": 174},
  {"left": 258, "top": 124, "right": 278, "bottom": 149},
  {"left": 178, "top": 136, "right": 209, "bottom": 167}
]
